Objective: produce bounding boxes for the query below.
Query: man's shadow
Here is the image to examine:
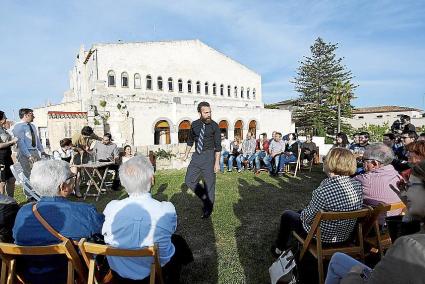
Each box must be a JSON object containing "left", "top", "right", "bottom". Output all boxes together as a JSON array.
[
  {"left": 168, "top": 183, "right": 218, "bottom": 284},
  {"left": 233, "top": 173, "right": 321, "bottom": 284}
]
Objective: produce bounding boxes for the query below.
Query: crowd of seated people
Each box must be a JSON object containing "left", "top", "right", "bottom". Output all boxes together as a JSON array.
[{"left": 0, "top": 156, "right": 192, "bottom": 283}]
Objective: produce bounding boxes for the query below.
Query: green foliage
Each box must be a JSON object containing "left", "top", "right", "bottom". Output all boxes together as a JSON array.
[
  {"left": 117, "top": 103, "right": 122, "bottom": 110},
  {"left": 264, "top": 104, "right": 279, "bottom": 109},
  {"left": 99, "top": 100, "right": 107, "bottom": 108},
  {"left": 417, "top": 125, "right": 425, "bottom": 134},
  {"left": 357, "top": 122, "right": 390, "bottom": 142},
  {"left": 94, "top": 118, "right": 101, "bottom": 125},
  {"left": 292, "top": 37, "right": 357, "bottom": 135},
  {"left": 154, "top": 148, "right": 176, "bottom": 160}
]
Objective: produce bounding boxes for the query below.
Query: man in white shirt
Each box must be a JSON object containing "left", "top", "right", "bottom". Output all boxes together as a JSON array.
[
  {"left": 102, "top": 156, "right": 192, "bottom": 282},
  {"left": 265, "top": 132, "right": 286, "bottom": 175},
  {"left": 219, "top": 133, "right": 231, "bottom": 173},
  {"left": 12, "top": 108, "right": 47, "bottom": 179}
]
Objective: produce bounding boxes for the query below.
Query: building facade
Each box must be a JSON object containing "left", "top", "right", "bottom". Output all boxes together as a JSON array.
[{"left": 34, "top": 40, "right": 293, "bottom": 151}]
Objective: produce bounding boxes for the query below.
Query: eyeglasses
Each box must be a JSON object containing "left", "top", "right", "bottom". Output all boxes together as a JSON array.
[
  {"left": 362, "top": 158, "right": 381, "bottom": 164},
  {"left": 65, "top": 175, "right": 77, "bottom": 185},
  {"left": 401, "top": 136, "right": 410, "bottom": 139}
]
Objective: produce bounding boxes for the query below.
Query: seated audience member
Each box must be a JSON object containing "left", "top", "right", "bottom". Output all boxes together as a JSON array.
[
  {"left": 0, "top": 194, "right": 19, "bottom": 243},
  {"left": 418, "top": 132, "right": 425, "bottom": 141},
  {"left": 400, "top": 114, "right": 416, "bottom": 132},
  {"left": 399, "top": 141, "right": 425, "bottom": 182},
  {"left": 254, "top": 133, "right": 270, "bottom": 173},
  {"left": 325, "top": 160, "right": 425, "bottom": 284},
  {"left": 269, "top": 131, "right": 277, "bottom": 144},
  {"left": 354, "top": 143, "right": 403, "bottom": 220},
  {"left": 12, "top": 160, "right": 104, "bottom": 284},
  {"left": 121, "top": 145, "right": 134, "bottom": 164},
  {"left": 349, "top": 133, "right": 360, "bottom": 151},
  {"left": 102, "top": 156, "right": 193, "bottom": 283},
  {"left": 237, "top": 132, "right": 256, "bottom": 172},
  {"left": 333, "top": 132, "right": 350, "bottom": 149},
  {"left": 92, "top": 133, "right": 120, "bottom": 190},
  {"left": 278, "top": 133, "right": 299, "bottom": 173},
  {"left": 271, "top": 148, "right": 362, "bottom": 256},
  {"left": 357, "top": 132, "right": 370, "bottom": 153},
  {"left": 393, "top": 130, "right": 418, "bottom": 172},
  {"left": 53, "top": 138, "right": 73, "bottom": 163},
  {"left": 227, "top": 136, "right": 241, "bottom": 172},
  {"left": 300, "top": 135, "right": 317, "bottom": 165},
  {"left": 266, "top": 132, "right": 286, "bottom": 175},
  {"left": 382, "top": 133, "right": 398, "bottom": 153},
  {"left": 219, "top": 133, "right": 231, "bottom": 173}
]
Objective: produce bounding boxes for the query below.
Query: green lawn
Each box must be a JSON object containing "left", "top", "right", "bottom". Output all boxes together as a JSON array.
[{"left": 14, "top": 166, "right": 326, "bottom": 284}]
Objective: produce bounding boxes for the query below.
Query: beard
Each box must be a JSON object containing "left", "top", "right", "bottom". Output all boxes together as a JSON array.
[{"left": 201, "top": 117, "right": 212, "bottom": 124}]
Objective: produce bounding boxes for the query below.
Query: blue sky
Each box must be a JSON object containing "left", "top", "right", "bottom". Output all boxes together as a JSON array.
[{"left": 1, "top": 0, "right": 424, "bottom": 120}]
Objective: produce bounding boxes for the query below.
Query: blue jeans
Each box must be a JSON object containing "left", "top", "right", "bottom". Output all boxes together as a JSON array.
[
  {"left": 278, "top": 154, "right": 297, "bottom": 171},
  {"left": 235, "top": 155, "right": 245, "bottom": 171},
  {"left": 264, "top": 155, "right": 278, "bottom": 172},
  {"left": 219, "top": 151, "right": 229, "bottom": 172},
  {"left": 228, "top": 155, "right": 241, "bottom": 171},
  {"left": 254, "top": 151, "right": 267, "bottom": 170},
  {"left": 240, "top": 154, "right": 255, "bottom": 168},
  {"left": 325, "top": 252, "right": 372, "bottom": 284}
]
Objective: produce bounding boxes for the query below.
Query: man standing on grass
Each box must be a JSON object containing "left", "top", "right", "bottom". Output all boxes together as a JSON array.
[{"left": 183, "top": 102, "right": 221, "bottom": 219}]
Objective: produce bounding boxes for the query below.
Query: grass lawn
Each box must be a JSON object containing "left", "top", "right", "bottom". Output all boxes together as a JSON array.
[{"left": 13, "top": 166, "right": 326, "bottom": 284}]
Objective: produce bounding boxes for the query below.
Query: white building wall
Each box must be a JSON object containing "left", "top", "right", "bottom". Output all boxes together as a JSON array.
[{"left": 347, "top": 110, "right": 423, "bottom": 128}]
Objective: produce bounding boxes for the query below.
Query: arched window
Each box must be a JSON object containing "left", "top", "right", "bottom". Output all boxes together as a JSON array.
[
  {"left": 213, "top": 83, "right": 217, "bottom": 95},
  {"left": 234, "top": 86, "right": 238, "bottom": 98},
  {"left": 234, "top": 120, "right": 243, "bottom": 139},
  {"left": 178, "top": 79, "right": 183, "bottom": 92},
  {"left": 220, "top": 84, "right": 224, "bottom": 96},
  {"left": 121, "top": 72, "right": 129, "bottom": 88},
  {"left": 204, "top": 82, "right": 209, "bottom": 95},
  {"left": 157, "top": 76, "right": 163, "bottom": 91},
  {"left": 249, "top": 120, "right": 257, "bottom": 137},
  {"left": 178, "top": 120, "right": 191, "bottom": 143},
  {"left": 247, "top": 87, "right": 250, "bottom": 99},
  {"left": 241, "top": 87, "right": 244, "bottom": 98},
  {"left": 253, "top": 88, "right": 256, "bottom": 99},
  {"left": 108, "top": 70, "right": 115, "bottom": 87},
  {"left": 187, "top": 80, "right": 192, "bottom": 93},
  {"left": 154, "top": 120, "right": 171, "bottom": 145},
  {"left": 227, "top": 85, "right": 231, "bottom": 97},
  {"left": 146, "top": 75, "right": 152, "bottom": 90},
  {"left": 168, "top": 77, "right": 173, "bottom": 91},
  {"left": 219, "top": 120, "right": 228, "bottom": 137},
  {"left": 196, "top": 81, "right": 201, "bottom": 94},
  {"left": 134, "top": 73, "right": 141, "bottom": 89}
]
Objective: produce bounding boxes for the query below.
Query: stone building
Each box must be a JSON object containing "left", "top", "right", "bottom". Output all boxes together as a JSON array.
[{"left": 34, "top": 40, "right": 294, "bottom": 154}]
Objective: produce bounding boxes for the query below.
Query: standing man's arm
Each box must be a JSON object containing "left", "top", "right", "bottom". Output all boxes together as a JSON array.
[
  {"left": 183, "top": 124, "right": 195, "bottom": 161},
  {"left": 213, "top": 124, "right": 222, "bottom": 173},
  {"left": 13, "top": 124, "right": 31, "bottom": 159}
]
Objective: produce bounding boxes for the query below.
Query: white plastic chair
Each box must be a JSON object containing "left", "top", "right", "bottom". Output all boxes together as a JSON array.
[{"left": 10, "top": 163, "right": 41, "bottom": 201}]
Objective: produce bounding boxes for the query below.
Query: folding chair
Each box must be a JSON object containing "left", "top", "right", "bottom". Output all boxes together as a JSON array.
[
  {"left": 78, "top": 238, "right": 164, "bottom": 284},
  {"left": 0, "top": 239, "right": 87, "bottom": 284},
  {"left": 284, "top": 150, "right": 302, "bottom": 177},
  {"left": 292, "top": 208, "right": 371, "bottom": 284},
  {"left": 9, "top": 163, "right": 40, "bottom": 201},
  {"left": 362, "top": 201, "right": 406, "bottom": 258}
]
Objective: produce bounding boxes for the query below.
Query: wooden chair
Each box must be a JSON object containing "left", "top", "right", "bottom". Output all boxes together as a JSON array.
[
  {"left": 78, "top": 238, "right": 164, "bottom": 284},
  {"left": 0, "top": 239, "right": 87, "bottom": 284},
  {"left": 284, "top": 149, "right": 302, "bottom": 177},
  {"left": 362, "top": 201, "right": 406, "bottom": 258},
  {"left": 292, "top": 208, "right": 371, "bottom": 284}
]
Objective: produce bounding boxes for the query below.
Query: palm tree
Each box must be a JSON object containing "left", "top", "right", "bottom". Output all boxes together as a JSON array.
[{"left": 328, "top": 80, "right": 353, "bottom": 133}]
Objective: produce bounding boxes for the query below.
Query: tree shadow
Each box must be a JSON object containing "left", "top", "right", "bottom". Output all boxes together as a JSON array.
[
  {"left": 234, "top": 170, "right": 323, "bottom": 284},
  {"left": 169, "top": 183, "right": 218, "bottom": 284}
]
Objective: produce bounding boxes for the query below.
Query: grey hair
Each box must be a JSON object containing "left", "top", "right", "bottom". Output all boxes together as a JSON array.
[
  {"left": 119, "top": 155, "right": 154, "bottom": 195},
  {"left": 30, "top": 160, "right": 72, "bottom": 197},
  {"left": 363, "top": 143, "right": 395, "bottom": 166}
]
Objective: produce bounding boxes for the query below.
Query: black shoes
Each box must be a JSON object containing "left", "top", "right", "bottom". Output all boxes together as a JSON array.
[{"left": 201, "top": 199, "right": 213, "bottom": 219}]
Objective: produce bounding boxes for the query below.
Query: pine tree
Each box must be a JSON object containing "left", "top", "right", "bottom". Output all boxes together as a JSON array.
[{"left": 292, "top": 37, "right": 356, "bottom": 135}]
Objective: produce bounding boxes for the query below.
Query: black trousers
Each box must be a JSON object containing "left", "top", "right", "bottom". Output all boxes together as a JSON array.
[
  {"left": 185, "top": 150, "right": 216, "bottom": 203},
  {"left": 111, "top": 234, "right": 193, "bottom": 284},
  {"left": 276, "top": 210, "right": 307, "bottom": 250},
  {"left": 300, "top": 150, "right": 316, "bottom": 162}
]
